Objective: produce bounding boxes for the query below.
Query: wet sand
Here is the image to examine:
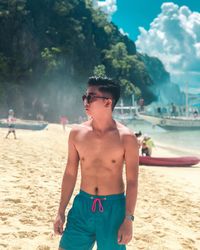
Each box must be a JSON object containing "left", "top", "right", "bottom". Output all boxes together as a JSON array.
[{"left": 0, "top": 124, "right": 200, "bottom": 250}]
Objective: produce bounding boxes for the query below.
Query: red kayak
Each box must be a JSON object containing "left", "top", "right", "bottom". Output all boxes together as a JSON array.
[{"left": 139, "top": 156, "right": 200, "bottom": 167}]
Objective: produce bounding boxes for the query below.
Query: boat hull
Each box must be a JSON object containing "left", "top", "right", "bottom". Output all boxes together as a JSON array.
[
  {"left": 157, "top": 124, "right": 200, "bottom": 130},
  {"left": 139, "top": 156, "right": 200, "bottom": 167},
  {"left": 139, "top": 114, "right": 200, "bottom": 130},
  {"left": 0, "top": 119, "right": 48, "bottom": 131}
]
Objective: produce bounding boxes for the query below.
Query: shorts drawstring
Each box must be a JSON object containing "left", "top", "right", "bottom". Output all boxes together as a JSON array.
[{"left": 91, "top": 198, "right": 106, "bottom": 212}]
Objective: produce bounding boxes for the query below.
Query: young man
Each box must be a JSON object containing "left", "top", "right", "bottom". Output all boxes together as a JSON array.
[{"left": 54, "top": 77, "right": 139, "bottom": 250}]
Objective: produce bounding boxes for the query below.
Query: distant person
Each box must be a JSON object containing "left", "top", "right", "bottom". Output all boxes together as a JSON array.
[
  {"left": 54, "top": 76, "right": 139, "bottom": 250},
  {"left": 36, "top": 113, "right": 44, "bottom": 121},
  {"left": 157, "top": 107, "right": 162, "bottom": 116},
  {"left": 193, "top": 110, "right": 198, "bottom": 118},
  {"left": 145, "top": 136, "right": 155, "bottom": 156},
  {"left": 135, "top": 131, "right": 142, "bottom": 138},
  {"left": 171, "top": 103, "right": 177, "bottom": 116},
  {"left": 141, "top": 136, "right": 149, "bottom": 156},
  {"left": 60, "top": 115, "right": 68, "bottom": 131},
  {"left": 135, "top": 131, "right": 142, "bottom": 148},
  {"left": 141, "top": 135, "right": 155, "bottom": 157},
  {"left": 138, "top": 98, "right": 144, "bottom": 112},
  {"left": 5, "top": 109, "right": 17, "bottom": 139}
]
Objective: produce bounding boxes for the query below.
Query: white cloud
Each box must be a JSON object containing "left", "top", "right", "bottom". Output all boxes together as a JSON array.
[
  {"left": 92, "top": 0, "right": 117, "bottom": 20},
  {"left": 119, "top": 28, "right": 129, "bottom": 37},
  {"left": 136, "top": 2, "right": 200, "bottom": 90}
]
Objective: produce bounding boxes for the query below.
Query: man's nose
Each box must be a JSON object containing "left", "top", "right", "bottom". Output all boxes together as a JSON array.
[{"left": 84, "top": 101, "right": 89, "bottom": 107}]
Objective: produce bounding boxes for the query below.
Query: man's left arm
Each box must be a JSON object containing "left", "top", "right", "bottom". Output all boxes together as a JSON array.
[{"left": 118, "top": 132, "right": 139, "bottom": 245}]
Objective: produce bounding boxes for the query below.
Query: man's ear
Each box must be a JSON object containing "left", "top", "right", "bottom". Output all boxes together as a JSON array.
[{"left": 105, "top": 99, "right": 112, "bottom": 108}]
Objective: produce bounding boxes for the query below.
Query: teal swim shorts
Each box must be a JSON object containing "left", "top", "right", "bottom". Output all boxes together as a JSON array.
[{"left": 59, "top": 190, "right": 126, "bottom": 250}]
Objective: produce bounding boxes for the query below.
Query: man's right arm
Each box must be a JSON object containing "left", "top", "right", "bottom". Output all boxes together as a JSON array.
[{"left": 54, "top": 128, "right": 79, "bottom": 235}]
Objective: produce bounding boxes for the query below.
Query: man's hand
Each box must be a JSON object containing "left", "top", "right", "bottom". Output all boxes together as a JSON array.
[
  {"left": 53, "top": 213, "right": 65, "bottom": 235},
  {"left": 117, "top": 219, "right": 133, "bottom": 245}
]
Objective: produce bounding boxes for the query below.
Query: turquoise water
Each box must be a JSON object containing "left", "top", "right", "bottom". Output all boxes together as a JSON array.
[{"left": 127, "top": 120, "right": 200, "bottom": 154}]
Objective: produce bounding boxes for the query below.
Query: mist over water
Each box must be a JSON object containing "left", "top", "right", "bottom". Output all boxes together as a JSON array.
[
  {"left": 1, "top": 77, "right": 88, "bottom": 123},
  {"left": 33, "top": 78, "right": 88, "bottom": 122}
]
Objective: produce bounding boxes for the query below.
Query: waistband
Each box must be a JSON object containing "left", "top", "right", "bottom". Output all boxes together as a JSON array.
[{"left": 79, "top": 190, "right": 125, "bottom": 200}]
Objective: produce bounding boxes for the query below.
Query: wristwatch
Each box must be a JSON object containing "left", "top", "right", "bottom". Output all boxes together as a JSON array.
[{"left": 125, "top": 214, "right": 135, "bottom": 221}]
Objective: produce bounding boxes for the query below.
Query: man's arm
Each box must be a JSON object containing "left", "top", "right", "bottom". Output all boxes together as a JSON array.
[
  {"left": 124, "top": 132, "right": 139, "bottom": 217},
  {"left": 54, "top": 128, "right": 79, "bottom": 235},
  {"left": 118, "top": 131, "right": 139, "bottom": 245}
]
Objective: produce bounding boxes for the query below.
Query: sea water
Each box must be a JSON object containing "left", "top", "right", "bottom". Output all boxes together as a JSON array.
[{"left": 127, "top": 120, "right": 200, "bottom": 155}]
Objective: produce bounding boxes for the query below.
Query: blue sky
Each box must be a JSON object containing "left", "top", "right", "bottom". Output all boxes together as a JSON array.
[
  {"left": 112, "top": 0, "right": 200, "bottom": 41},
  {"left": 95, "top": 1, "right": 200, "bottom": 92}
]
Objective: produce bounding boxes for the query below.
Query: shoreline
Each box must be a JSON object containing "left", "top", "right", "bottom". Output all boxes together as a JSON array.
[{"left": 155, "top": 141, "right": 200, "bottom": 158}]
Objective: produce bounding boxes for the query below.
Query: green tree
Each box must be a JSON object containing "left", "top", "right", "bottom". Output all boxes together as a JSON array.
[
  {"left": 41, "top": 47, "right": 62, "bottom": 74},
  {"left": 120, "top": 79, "right": 141, "bottom": 99},
  {"left": 0, "top": 0, "right": 162, "bottom": 119},
  {"left": 140, "top": 54, "right": 170, "bottom": 84},
  {"left": 104, "top": 42, "right": 135, "bottom": 78},
  {"left": 93, "top": 64, "right": 106, "bottom": 77},
  {"left": 0, "top": 53, "right": 9, "bottom": 80},
  {"left": 54, "top": 0, "right": 73, "bottom": 16}
]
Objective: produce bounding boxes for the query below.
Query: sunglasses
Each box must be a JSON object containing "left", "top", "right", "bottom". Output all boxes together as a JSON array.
[{"left": 82, "top": 94, "right": 109, "bottom": 104}]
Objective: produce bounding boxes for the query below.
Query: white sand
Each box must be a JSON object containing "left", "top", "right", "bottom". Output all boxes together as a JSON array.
[{"left": 0, "top": 124, "right": 200, "bottom": 250}]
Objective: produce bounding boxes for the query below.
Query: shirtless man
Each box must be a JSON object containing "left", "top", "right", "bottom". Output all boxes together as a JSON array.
[{"left": 54, "top": 77, "right": 139, "bottom": 250}]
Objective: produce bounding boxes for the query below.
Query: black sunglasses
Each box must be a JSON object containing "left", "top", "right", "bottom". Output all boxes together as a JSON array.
[{"left": 82, "top": 94, "right": 109, "bottom": 103}]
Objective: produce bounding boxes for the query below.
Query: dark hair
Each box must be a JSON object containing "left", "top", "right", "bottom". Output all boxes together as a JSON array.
[
  {"left": 135, "top": 131, "right": 142, "bottom": 138},
  {"left": 87, "top": 76, "right": 120, "bottom": 109}
]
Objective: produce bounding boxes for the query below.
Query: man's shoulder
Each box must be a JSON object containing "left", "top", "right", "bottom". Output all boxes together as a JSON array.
[
  {"left": 115, "top": 121, "right": 138, "bottom": 144},
  {"left": 70, "top": 121, "right": 91, "bottom": 134},
  {"left": 115, "top": 121, "right": 133, "bottom": 135}
]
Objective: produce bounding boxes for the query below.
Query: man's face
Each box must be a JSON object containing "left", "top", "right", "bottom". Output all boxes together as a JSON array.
[{"left": 82, "top": 86, "right": 111, "bottom": 116}]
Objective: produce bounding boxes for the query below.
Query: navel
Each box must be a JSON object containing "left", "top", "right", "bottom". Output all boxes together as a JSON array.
[
  {"left": 95, "top": 187, "right": 98, "bottom": 195},
  {"left": 112, "top": 159, "right": 116, "bottom": 163},
  {"left": 81, "top": 157, "right": 85, "bottom": 162}
]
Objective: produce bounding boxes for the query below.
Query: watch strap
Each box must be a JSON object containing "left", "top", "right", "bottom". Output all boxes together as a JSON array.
[{"left": 125, "top": 214, "right": 134, "bottom": 221}]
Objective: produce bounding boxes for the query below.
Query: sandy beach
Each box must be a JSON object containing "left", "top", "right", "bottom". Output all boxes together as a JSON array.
[{"left": 0, "top": 124, "right": 200, "bottom": 250}]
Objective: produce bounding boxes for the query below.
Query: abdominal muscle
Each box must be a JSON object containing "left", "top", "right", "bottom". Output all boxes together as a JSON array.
[{"left": 80, "top": 163, "right": 125, "bottom": 195}]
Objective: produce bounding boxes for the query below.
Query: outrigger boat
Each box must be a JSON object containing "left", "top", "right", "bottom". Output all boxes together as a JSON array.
[
  {"left": 139, "top": 82, "right": 200, "bottom": 130},
  {"left": 138, "top": 113, "right": 200, "bottom": 130},
  {"left": 0, "top": 119, "right": 48, "bottom": 131},
  {"left": 113, "top": 106, "right": 139, "bottom": 123}
]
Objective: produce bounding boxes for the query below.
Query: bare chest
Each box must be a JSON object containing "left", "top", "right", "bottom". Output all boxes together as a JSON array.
[{"left": 75, "top": 132, "right": 124, "bottom": 165}]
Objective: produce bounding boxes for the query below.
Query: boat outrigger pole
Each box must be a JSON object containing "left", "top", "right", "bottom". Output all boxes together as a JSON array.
[{"left": 186, "top": 81, "right": 189, "bottom": 117}]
